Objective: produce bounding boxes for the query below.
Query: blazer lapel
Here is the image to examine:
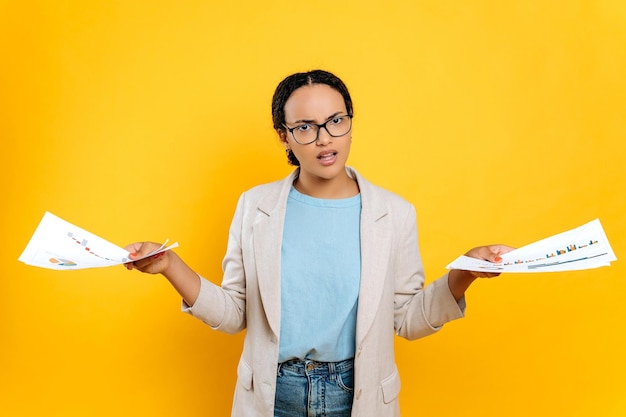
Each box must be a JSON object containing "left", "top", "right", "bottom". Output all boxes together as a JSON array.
[
  {"left": 252, "top": 169, "right": 299, "bottom": 339},
  {"left": 350, "top": 168, "right": 392, "bottom": 344}
]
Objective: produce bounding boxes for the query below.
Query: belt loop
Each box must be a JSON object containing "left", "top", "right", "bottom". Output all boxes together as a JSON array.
[{"left": 328, "top": 361, "right": 336, "bottom": 381}]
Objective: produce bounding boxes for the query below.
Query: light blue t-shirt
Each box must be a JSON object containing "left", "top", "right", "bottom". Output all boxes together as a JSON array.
[{"left": 278, "top": 186, "right": 362, "bottom": 363}]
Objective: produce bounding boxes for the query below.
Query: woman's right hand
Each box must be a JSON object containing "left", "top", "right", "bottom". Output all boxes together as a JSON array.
[
  {"left": 124, "top": 241, "right": 201, "bottom": 306},
  {"left": 124, "top": 241, "right": 173, "bottom": 275}
]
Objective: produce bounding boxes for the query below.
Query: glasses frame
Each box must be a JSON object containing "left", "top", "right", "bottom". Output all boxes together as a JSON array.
[{"left": 283, "top": 114, "right": 353, "bottom": 145}]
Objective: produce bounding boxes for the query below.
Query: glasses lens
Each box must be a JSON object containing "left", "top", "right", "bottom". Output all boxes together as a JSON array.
[
  {"left": 292, "top": 124, "right": 318, "bottom": 144},
  {"left": 326, "top": 115, "right": 352, "bottom": 137}
]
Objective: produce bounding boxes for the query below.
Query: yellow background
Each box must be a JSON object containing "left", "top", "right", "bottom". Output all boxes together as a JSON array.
[{"left": 1, "top": 1, "right": 624, "bottom": 416}]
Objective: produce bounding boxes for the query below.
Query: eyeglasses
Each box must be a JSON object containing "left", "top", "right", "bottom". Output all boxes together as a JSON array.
[{"left": 283, "top": 114, "right": 353, "bottom": 145}]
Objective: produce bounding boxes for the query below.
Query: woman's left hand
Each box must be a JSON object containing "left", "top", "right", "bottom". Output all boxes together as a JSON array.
[
  {"left": 463, "top": 244, "right": 516, "bottom": 278},
  {"left": 447, "top": 244, "right": 515, "bottom": 300}
]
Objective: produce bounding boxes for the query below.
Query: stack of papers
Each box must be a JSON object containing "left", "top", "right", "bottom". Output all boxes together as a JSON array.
[
  {"left": 446, "top": 219, "right": 617, "bottom": 273},
  {"left": 18, "top": 213, "right": 616, "bottom": 274},
  {"left": 18, "top": 212, "right": 178, "bottom": 270}
]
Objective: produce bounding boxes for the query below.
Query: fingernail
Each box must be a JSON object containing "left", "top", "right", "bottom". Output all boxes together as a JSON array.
[{"left": 494, "top": 256, "right": 502, "bottom": 262}]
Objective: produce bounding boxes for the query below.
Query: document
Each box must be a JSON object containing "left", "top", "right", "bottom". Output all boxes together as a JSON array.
[
  {"left": 18, "top": 212, "right": 178, "bottom": 270},
  {"left": 446, "top": 219, "right": 617, "bottom": 273}
]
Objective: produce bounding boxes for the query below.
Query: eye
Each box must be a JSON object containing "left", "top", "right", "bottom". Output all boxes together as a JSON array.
[
  {"left": 295, "top": 124, "right": 313, "bottom": 132},
  {"left": 329, "top": 116, "right": 344, "bottom": 125}
]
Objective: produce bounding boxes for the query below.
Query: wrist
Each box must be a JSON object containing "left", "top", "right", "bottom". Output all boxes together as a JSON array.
[
  {"left": 448, "top": 269, "right": 478, "bottom": 301},
  {"left": 449, "top": 268, "right": 476, "bottom": 283},
  {"left": 161, "top": 251, "right": 179, "bottom": 278}
]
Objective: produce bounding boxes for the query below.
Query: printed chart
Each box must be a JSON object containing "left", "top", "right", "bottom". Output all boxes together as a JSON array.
[
  {"left": 446, "top": 219, "right": 617, "bottom": 273},
  {"left": 18, "top": 212, "right": 178, "bottom": 270}
]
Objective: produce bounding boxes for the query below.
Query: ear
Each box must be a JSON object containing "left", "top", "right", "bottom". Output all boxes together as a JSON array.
[{"left": 277, "top": 129, "right": 289, "bottom": 146}]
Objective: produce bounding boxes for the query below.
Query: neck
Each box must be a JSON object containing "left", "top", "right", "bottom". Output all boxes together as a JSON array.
[{"left": 294, "top": 169, "right": 359, "bottom": 199}]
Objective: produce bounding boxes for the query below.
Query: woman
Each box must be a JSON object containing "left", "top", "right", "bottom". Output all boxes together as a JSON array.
[{"left": 125, "top": 69, "right": 512, "bottom": 417}]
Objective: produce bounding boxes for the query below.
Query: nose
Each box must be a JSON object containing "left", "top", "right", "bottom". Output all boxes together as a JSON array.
[{"left": 316, "top": 126, "right": 333, "bottom": 145}]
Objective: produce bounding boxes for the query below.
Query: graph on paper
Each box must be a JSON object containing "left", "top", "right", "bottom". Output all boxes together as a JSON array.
[
  {"left": 446, "top": 219, "right": 617, "bottom": 273},
  {"left": 18, "top": 212, "right": 178, "bottom": 270}
]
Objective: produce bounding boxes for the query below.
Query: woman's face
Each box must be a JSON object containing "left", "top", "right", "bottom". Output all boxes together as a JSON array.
[{"left": 280, "top": 83, "right": 352, "bottom": 184}]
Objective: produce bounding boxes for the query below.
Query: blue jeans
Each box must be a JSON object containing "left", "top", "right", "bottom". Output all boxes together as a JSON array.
[{"left": 274, "top": 358, "right": 354, "bottom": 417}]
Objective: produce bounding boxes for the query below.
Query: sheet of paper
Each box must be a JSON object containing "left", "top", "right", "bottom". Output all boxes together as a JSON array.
[
  {"left": 446, "top": 219, "right": 617, "bottom": 273},
  {"left": 18, "top": 212, "right": 178, "bottom": 270}
]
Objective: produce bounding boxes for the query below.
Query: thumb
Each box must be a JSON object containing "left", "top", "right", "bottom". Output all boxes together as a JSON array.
[
  {"left": 487, "top": 244, "right": 516, "bottom": 262},
  {"left": 125, "top": 242, "right": 153, "bottom": 260}
]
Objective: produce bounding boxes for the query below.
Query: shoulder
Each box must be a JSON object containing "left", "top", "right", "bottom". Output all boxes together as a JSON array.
[
  {"left": 349, "top": 167, "right": 413, "bottom": 211},
  {"left": 235, "top": 169, "right": 297, "bottom": 213},
  {"left": 243, "top": 178, "right": 284, "bottom": 199}
]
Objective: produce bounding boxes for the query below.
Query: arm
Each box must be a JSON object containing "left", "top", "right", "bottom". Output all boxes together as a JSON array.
[
  {"left": 393, "top": 204, "right": 514, "bottom": 340},
  {"left": 124, "top": 193, "right": 249, "bottom": 333},
  {"left": 393, "top": 205, "right": 466, "bottom": 340}
]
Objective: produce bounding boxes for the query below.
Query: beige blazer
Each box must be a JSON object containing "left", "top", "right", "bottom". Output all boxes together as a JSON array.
[{"left": 185, "top": 167, "right": 464, "bottom": 417}]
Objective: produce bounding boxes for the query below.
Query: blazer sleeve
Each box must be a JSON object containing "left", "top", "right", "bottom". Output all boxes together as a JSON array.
[
  {"left": 393, "top": 203, "right": 465, "bottom": 340},
  {"left": 181, "top": 193, "right": 248, "bottom": 334}
]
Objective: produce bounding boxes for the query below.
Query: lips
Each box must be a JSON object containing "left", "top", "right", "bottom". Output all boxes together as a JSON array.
[
  {"left": 317, "top": 150, "right": 337, "bottom": 160},
  {"left": 316, "top": 150, "right": 338, "bottom": 166}
]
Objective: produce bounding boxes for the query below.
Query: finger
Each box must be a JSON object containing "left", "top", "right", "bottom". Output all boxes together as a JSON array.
[
  {"left": 489, "top": 245, "right": 517, "bottom": 263},
  {"left": 467, "top": 246, "right": 501, "bottom": 262},
  {"left": 474, "top": 245, "right": 516, "bottom": 263},
  {"left": 489, "top": 244, "right": 516, "bottom": 256},
  {"left": 473, "top": 271, "right": 501, "bottom": 279},
  {"left": 124, "top": 242, "right": 143, "bottom": 256},
  {"left": 124, "top": 244, "right": 151, "bottom": 272},
  {"left": 130, "top": 251, "right": 167, "bottom": 271},
  {"left": 127, "top": 242, "right": 159, "bottom": 260}
]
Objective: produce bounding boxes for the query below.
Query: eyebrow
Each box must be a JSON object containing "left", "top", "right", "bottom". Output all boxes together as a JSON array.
[{"left": 290, "top": 111, "right": 346, "bottom": 125}]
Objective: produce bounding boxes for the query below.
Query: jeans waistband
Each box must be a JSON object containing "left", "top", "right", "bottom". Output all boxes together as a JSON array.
[{"left": 277, "top": 358, "right": 354, "bottom": 376}]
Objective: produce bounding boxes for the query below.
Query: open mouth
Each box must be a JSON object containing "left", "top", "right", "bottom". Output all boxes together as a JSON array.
[{"left": 317, "top": 151, "right": 337, "bottom": 160}]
